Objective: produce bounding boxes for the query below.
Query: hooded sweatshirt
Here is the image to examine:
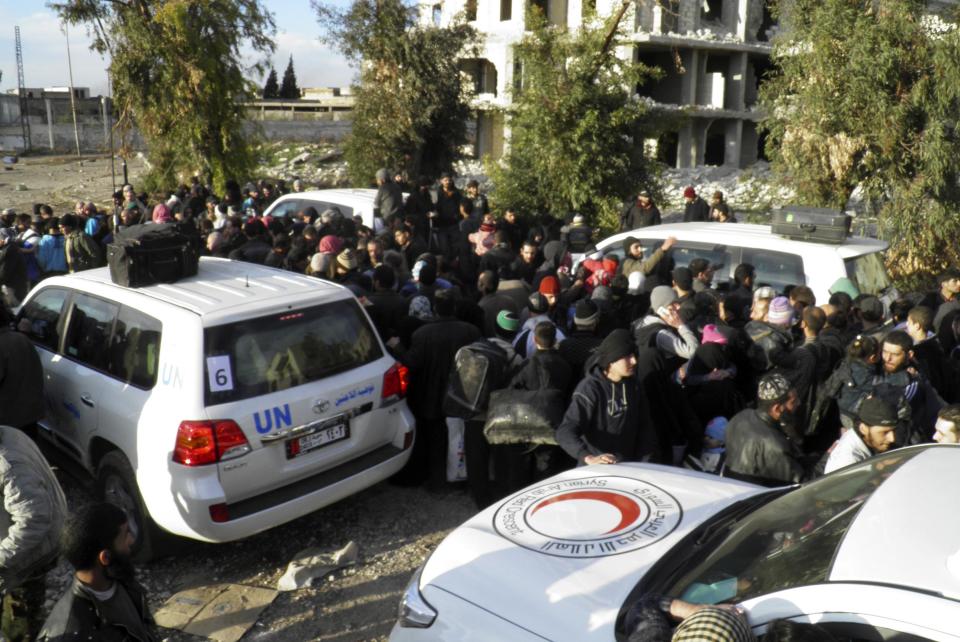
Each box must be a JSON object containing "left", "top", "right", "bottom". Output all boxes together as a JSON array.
[{"left": 555, "top": 365, "right": 658, "bottom": 464}]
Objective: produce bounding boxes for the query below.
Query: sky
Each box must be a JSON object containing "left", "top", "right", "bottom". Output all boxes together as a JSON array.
[{"left": 0, "top": 1, "right": 355, "bottom": 97}]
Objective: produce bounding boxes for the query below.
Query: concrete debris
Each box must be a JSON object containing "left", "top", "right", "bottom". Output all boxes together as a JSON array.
[
  {"left": 291, "top": 152, "right": 312, "bottom": 165},
  {"left": 277, "top": 541, "right": 359, "bottom": 591},
  {"left": 14, "top": 183, "right": 26, "bottom": 191},
  {"left": 154, "top": 583, "right": 277, "bottom": 642}
]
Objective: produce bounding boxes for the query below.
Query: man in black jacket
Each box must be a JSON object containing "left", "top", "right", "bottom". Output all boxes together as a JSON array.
[
  {"left": 510, "top": 322, "right": 573, "bottom": 395},
  {"left": 1, "top": 305, "right": 44, "bottom": 434},
  {"left": 682, "top": 187, "right": 710, "bottom": 222},
  {"left": 228, "top": 221, "right": 272, "bottom": 264},
  {"left": 620, "top": 191, "right": 661, "bottom": 231},
  {"left": 39, "top": 503, "right": 156, "bottom": 641},
  {"left": 390, "top": 289, "right": 480, "bottom": 485},
  {"left": 556, "top": 329, "right": 658, "bottom": 465},
  {"left": 724, "top": 373, "right": 808, "bottom": 486}
]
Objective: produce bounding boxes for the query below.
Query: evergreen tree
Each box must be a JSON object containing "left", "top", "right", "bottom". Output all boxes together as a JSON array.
[
  {"left": 262, "top": 68, "right": 279, "bottom": 98},
  {"left": 52, "top": 0, "right": 275, "bottom": 193},
  {"left": 488, "top": 5, "right": 665, "bottom": 230},
  {"left": 279, "top": 56, "right": 300, "bottom": 99},
  {"left": 315, "top": 0, "right": 480, "bottom": 182},
  {"left": 761, "top": 0, "right": 960, "bottom": 288}
]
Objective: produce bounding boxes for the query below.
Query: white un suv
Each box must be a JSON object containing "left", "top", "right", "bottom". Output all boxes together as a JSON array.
[{"left": 17, "top": 258, "right": 415, "bottom": 558}]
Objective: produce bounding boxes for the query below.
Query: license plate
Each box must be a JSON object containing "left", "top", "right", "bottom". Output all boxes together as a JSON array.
[{"left": 286, "top": 419, "right": 348, "bottom": 458}]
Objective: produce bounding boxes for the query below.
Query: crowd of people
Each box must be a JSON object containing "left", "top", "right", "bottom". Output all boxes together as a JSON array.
[{"left": 0, "top": 168, "right": 959, "bottom": 640}]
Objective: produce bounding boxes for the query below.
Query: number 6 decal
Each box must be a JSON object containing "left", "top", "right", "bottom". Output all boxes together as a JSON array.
[{"left": 207, "top": 355, "right": 234, "bottom": 392}]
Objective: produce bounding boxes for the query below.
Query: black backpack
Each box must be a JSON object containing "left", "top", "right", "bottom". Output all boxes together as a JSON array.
[{"left": 443, "top": 339, "right": 511, "bottom": 419}]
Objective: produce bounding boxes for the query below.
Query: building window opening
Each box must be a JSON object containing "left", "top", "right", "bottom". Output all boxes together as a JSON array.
[
  {"left": 704, "top": 125, "right": 726, "bottom": 166},
  {"left": 701, "top": 0, "right": 722, "bottom": 23},
  {"left": 432, "top": 3, "right": 442, "bottom": 26},
  {"left": 501, "top": 0, "right": 512, "bottom": 20},
  {"left": 465, "top": 0, "right": 477, "bottom": 21},
  {"left": 657, "top": 131, "right": 679, "bottom": 167},
  {"left": 757, "top": 2, "right": 776, "bottom": 41},
  {"left": 757, "top": 130, "right": 770, "bottom": 162}
]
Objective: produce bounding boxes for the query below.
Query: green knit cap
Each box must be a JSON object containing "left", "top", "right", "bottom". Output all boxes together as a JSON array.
[{"left": 497, "top": 310, "right": 520, "bottom": 332}]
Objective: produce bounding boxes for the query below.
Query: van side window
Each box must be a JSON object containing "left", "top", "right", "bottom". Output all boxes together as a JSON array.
[
  {"left": 309, "top": 201, "right": 355, "bottom": 219},
  {"left": 63, "top": 294, "right": 119, "bottom": 372},
  {"left": 741, "top": 248, "right": 805, "bottom": 293},
  {"left": 108, "top": 307, "right": 162, "bottom": 389},
  {"left": 268, "top": 199, "right": 302, "bottom": 218},
  {"left": 671, "top": 243, "right": 732, "bottom": 286},
  {"left": 19, "top": 288, "right": 69, "bottom": 351}
]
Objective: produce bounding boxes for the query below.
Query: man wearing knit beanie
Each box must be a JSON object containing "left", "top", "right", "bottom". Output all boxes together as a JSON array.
[
  {"left": 724, "top": 372, "right": 807, "bottom": 486},
  {"left": 682, "top": 186, "right": 710, "bottom": 222},
  {"left": 559, "top": 299, "right": 603, "bottom": 376},
  {"left": 744, "top": 294, "right": 815, "bottom": 392},
  {"left": 556, "top": 329, "right": 659, "bottom": 466},
  {"left": 632, "top": 285, "right": 700, "bottom": 361}
]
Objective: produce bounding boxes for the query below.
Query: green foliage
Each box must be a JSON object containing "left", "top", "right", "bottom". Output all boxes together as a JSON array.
[
  {"left": 51, "top": 0, "right": 275, "bottom": 193},
  {"left": 279, "top": 55, "right": 300, "bottom": 99},
  {"left": 760, "top": 0, "right": 960, "bottom": 288},
  {"left": 315, "top": 0, "right": 480, "bottom": 184},
  {"left": 263, "top": 68, "right": 279, "bottom": 99},
  {"left": 487, "top": 6, "right": 665, "bottom": 232}
]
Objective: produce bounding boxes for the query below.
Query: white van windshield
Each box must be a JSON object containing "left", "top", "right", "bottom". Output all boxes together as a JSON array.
[
  {"left": 845, "top": 252, "right": 892, "bottom": 296},
  {"left": 203, "top": 299, "right": 382, "bottom": 404}
]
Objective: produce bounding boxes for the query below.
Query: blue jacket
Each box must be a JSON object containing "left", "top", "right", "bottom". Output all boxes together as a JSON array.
[{"left": 37, "top": 234, "right": 68, "bottom": 274}]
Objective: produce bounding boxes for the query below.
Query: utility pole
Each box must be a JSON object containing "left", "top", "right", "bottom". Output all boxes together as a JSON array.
[
  {"left": 63, "top": 22, "right": 82, "bottom": 157},
  {"left": 14, "top": 26, "right": 31, "bottom": 153}
]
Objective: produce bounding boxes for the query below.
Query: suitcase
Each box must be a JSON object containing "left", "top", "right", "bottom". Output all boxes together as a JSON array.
[
  {"left": 108, "top": 223, "right": 199, "bottom": 287},
  {"left": 772, "top": 207, "right": 851, "bottom": 244}
]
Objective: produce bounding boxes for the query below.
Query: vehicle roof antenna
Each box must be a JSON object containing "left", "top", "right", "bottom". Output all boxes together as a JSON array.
[{"left": 245, "top": 274, "right": 250, "bottom": 288}]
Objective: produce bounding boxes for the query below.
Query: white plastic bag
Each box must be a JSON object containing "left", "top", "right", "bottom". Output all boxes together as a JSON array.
[{"left": 445, "top": 417, "right": 468, "bottom": 482}]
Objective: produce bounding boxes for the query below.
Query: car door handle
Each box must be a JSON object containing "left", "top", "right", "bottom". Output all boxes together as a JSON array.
[{"left": 80, "top": 395, "right": 95, "bottom": 408}]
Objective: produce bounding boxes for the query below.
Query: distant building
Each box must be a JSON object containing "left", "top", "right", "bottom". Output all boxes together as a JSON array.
[
  {"left": 421, "top": 0, "right": 776, "bottom": 168},
  {"left": 5, "top": 87, "right": 92, "bottom": 100}
]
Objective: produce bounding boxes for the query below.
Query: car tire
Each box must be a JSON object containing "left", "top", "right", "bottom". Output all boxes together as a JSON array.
[{"left": 97, "top": 451, "right": 163, "bottom": 562}]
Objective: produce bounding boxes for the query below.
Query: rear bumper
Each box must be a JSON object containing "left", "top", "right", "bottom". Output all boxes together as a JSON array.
[{"left": 148, "top": 405, "right": 415, "bottom": 542}]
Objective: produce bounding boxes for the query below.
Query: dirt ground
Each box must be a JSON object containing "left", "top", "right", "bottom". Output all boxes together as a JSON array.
[
  {"left": 0, "top": 153, "right": 147, "bottom": 214},
  {"left": 50, "top": 461, "right": 477, "bottom": 642}
]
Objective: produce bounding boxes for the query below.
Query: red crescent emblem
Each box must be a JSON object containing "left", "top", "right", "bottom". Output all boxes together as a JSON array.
[{"left": 531, "top": 490, "right": 641, "bottom": 534}]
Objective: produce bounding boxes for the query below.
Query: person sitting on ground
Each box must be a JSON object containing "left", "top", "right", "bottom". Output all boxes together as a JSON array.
[{"left": 39, "top": 503, "right": 157, "bottom": 642}]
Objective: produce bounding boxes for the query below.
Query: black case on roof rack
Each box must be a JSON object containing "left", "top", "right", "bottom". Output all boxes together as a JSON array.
[
  {"left": 772, "top": 206, "right": 851, "bottom": 244},
  {"left": 107, "top": 222, "right": 199, "bottom": 287}
]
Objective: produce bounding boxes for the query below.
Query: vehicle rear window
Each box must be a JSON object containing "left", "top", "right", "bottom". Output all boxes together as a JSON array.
[
  {"left": 741, "top": 248, "right": 805, "bottom": 294},
  {"left": 845, "top": 252, "right": 892, "bottom": 296},
  {"left": 203, "top": 299, "right": 382, "bottom": 405}
]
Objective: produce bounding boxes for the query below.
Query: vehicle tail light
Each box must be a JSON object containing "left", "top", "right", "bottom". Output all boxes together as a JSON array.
[
  {"left": 382, "top": 362, "right": 409, "bottom": 402},
  {"left": 173, "top": 420, "right": 251, "bottom": 466}
]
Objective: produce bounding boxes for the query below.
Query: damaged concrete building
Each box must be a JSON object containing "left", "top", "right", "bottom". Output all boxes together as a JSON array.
[{"left": 422, "top": 0, "right": 775, "bottom": 168}]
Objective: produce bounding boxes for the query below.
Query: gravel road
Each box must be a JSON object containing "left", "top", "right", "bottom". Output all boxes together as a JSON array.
[{"left": 48, "top": 465, "right": 477, "bottom": 642}]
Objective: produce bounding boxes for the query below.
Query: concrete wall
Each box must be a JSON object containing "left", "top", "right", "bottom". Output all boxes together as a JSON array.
[
  {"left": 248, "top": 119, "right": 352, "bottom": 142},
  {"left": 0, "top": 93, "right": 354, "bottom": 152}
]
